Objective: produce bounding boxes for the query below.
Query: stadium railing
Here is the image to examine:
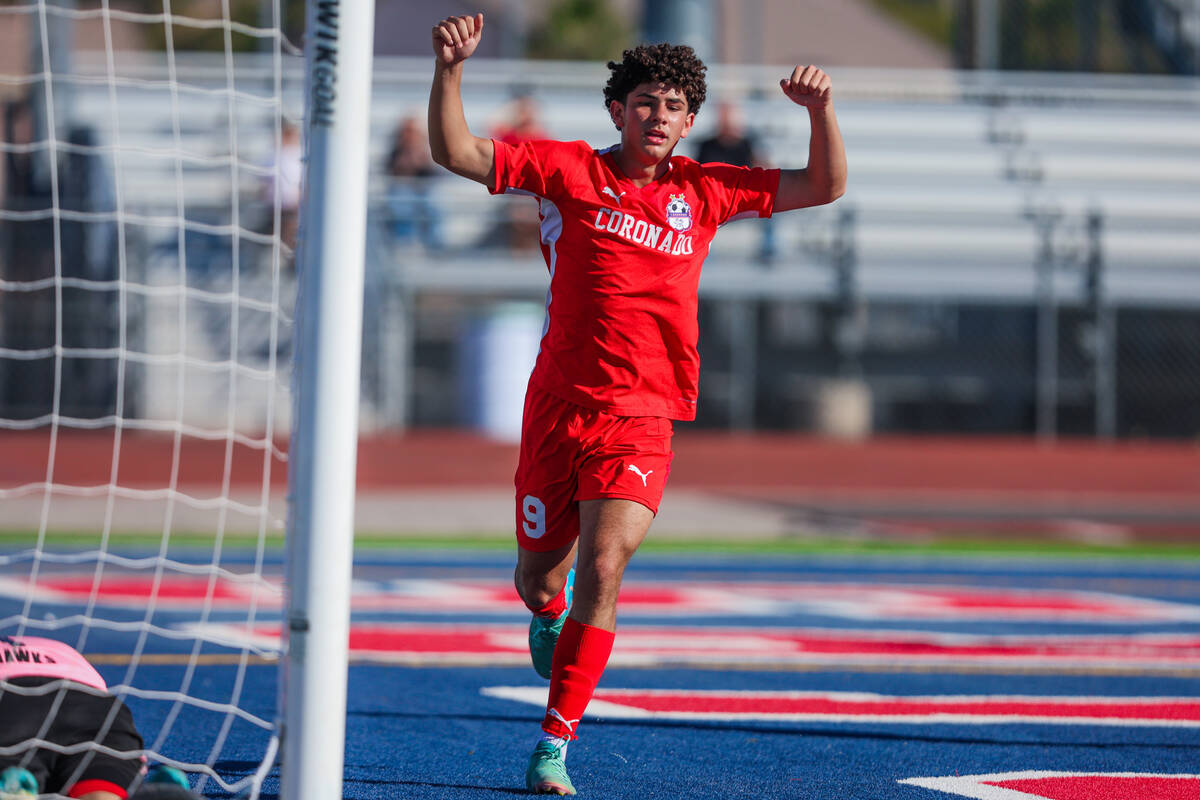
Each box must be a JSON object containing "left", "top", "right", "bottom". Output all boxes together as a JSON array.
[{"left": 62, "top": 55, "right": 1200, "bottom": 435}]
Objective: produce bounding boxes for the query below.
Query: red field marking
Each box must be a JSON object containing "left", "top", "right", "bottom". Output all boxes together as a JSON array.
[
  {"left": 900, "top": 772, "right": 1200, "bottom": 800},
  {"left": 0, "top": 573, "right": 281, "bottom": 609},
  {"left": 990, "top": 776, "right": 1198, "bottom": 800},
  {"left": 482, "top": 687, "right": 1200, "bottom": 727},
  {"left": 594, "top": 691, "right": 1200, "bottom": 723},
  {"left": 184, "top": 622, "right": 1200, "bottom": 671},
  {"left": 700, "top": 582, "right": 1200, "bottom": 622},
  {"left": 10, "top": 574, "right": 1196, "bottom": 623}
]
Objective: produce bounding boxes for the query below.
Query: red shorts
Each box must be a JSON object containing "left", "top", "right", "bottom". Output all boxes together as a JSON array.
[{"left": 514, "top": 390, "right": 674, "bottom": 552}]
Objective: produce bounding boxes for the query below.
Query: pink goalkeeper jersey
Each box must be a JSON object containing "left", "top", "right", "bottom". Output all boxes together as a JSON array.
[
  {"left": 491, "top": 138, "right": 780, "bottom": 420},
  {"left": 0, "top": 635, "right": 108, "bottom": 691}
]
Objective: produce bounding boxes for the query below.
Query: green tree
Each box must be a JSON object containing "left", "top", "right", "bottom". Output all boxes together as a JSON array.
[
  {"left": 869, "top": 0, "right": 956, "bottom": 48},
  {"left": 141, "top": 0, "right": 305, "bottom": 52},
  {"left": 526, "top": 0, "right": 631, "bottom": 61}
]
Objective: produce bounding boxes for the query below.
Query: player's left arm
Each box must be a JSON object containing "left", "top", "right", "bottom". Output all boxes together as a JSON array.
[{"left": 773, "top": 65, "right": 847, "bottom": 212}]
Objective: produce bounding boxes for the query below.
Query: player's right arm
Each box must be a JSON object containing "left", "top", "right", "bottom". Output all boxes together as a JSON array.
[{"left": 428, "top": 13, "right": 495, "bottom": 187}]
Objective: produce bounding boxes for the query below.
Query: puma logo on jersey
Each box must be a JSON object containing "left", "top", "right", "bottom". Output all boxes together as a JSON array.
[
  {"left": 593, "top": 208, "right": 695, "bottom": 255},
  {"left": 627, "top": 464, "right": 653, "bottom": 486},
  {"left": 601, "top": 186, "right": 626, "bottom": 205}
]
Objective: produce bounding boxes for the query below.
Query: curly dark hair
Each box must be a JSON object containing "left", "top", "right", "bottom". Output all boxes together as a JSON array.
[{"left": 603, "top": 43, "right": 708, "bottom": 115}]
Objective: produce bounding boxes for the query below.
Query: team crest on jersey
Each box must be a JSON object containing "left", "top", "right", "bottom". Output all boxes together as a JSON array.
[{"left": 665, "top": 193, "right": 694, "bottom": 232}]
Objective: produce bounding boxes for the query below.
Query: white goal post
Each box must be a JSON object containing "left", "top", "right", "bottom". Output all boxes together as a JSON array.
[
  {"left": 0, "top": 1, "right": 373, "bottom": 799},
  {"left": 284, "top": 1, "right": 374, "bottom": 800}
]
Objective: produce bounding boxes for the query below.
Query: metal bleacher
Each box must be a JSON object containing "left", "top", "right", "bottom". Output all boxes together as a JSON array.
[
  {"left": 63, "top": 54, "right": 1200, "bottom": 432},
  {"left": 386, "top": 61, "right": 1200, "bottom": 307},
  {"left": 65, "top": 54, "right": 1200, "bottom": 304}
]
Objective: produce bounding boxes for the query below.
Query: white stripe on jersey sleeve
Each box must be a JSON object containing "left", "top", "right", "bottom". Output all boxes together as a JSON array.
[{"left": 537, "top": 197, "right": 564, "bottom": 339}]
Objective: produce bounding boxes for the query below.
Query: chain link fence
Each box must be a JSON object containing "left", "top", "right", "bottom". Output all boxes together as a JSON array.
[{"left": 3, "top": 43, "right": 1198, "bottom": 440}]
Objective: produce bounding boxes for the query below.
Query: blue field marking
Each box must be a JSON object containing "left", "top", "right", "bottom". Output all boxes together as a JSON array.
[
  {"left": 341, "top": 552, "right": 1200, "bottom": 799},
  {"left": 339, "top": 666, "right": 1199, "bottom": 799},
  {"left": 4, "top": 549, "right": 1199, "bottom": 798}
]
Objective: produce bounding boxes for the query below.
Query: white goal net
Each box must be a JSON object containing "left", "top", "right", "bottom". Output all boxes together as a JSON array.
[{"left": 1, "top": 2, "right": 303, "bottom": 796}]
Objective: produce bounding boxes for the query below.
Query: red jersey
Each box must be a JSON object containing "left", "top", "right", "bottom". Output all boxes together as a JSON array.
[{"left": 490, "top": 138, "right": 780, "bottom": 420}]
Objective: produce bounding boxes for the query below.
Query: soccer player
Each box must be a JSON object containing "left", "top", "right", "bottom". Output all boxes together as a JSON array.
[
  {"left": 429, "top": 12, "right": 846, "bottom": 795},
  {"left": 0, "top": 635, "right": 194, "bottom": 800}
]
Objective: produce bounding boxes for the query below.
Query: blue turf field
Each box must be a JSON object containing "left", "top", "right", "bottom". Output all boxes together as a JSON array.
[{"left": 5, "top": 550, "right": 1199, "bottom": 799}]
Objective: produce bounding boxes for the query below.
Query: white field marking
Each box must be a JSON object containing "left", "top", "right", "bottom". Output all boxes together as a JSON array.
[
  {"left": 363, "top": 579, "right": 502, "bottom": 608},
  {"left": 480, "top": 687, "right": 1200, "bottom": 727},
  {"left": 7, "top": 574, "right": 1199, "bottom": 622},
  {"left": 898, "top": 771, "right": 1200, "bottom": 800},
  {"left": 184, "top": 622, "right": 1200, "bottom": 671},
  {"left": 486, "top": 630, "right": 795, "bottom": 653},
  {"left": 743, "top": 582, "right": 1200, "bottom": 623},
  {"left": 0, "top": 574, "right": 281, "bottom": 610},
  {"left": 482, "top": 686, "right": 644, "bottom": 719},
  {"left": 175, "top": 624, "right": 282, "bottom": 653}
]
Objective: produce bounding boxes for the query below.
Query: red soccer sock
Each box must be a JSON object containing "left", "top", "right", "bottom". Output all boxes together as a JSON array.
[
  {"left": 68, "top": 780, "right": 128, "bottom": 799},
  {"left": 542, "top": 617, "right": 615, "bottom": 740},
  {"left": 527, "top": 585, "right": 568, "bottom": 619}
]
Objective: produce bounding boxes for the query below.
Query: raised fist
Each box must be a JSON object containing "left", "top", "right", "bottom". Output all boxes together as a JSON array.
[
  {"left": 433, "top": 13, "right": 484, "bottom": 66},
  {"left": 780, "top": 65, "right": 832, "bottom": 109}
]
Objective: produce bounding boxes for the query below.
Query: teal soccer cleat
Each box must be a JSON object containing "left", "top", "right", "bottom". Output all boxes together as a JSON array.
[
  {"left": 528, "top": 568, "right": 573, "bottom": 680},
  {"left": 146, "top": 764, "right": 190, "bottom": 788},
  {"left": 525, "top": 739, "right": 575, "bottom": 795},
  {"left": 0, "top": 766, "right": 38, "bottom": 798}
]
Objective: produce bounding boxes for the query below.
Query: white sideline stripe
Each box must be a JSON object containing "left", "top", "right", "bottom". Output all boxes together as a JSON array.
[
  {"left": 0, "top": 613, "right": 282, "bottom": 659},
  {"left": 898, "top": 771, "right": 1200, "bottom": 800},
  {"left": 482, "top": 687, "right": 1200, "bottom": 727}
]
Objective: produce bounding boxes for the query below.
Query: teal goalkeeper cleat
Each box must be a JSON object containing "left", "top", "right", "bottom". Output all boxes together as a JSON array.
[
  {"left": 525, "top": 739, "right": 575, "bottom": 795},
  {"left": 0, "top": 766, "right": 38, "bottom": 798},
  {"left": 146, "top": 764, "right": 190, "bottom": 788},
  {"left": 528, "top": 568, "right": 573, "bottom": 680}
]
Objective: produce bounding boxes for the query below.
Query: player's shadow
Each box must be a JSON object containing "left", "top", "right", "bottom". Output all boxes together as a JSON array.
[
  {"left": 214, "top": 755, "right": 529, "bottom": 797},
  {"left": 343, "top": 777, "right": 528, "bottom": 795}
]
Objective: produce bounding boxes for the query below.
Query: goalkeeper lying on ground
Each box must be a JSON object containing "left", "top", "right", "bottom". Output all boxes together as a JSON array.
[{"left": 0, "top": 635, "right": 197, "bottom": 800}]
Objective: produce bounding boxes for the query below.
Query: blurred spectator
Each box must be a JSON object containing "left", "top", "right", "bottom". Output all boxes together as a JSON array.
[
  {"left": 384, "top": 114, "right": 442, "bottom": 250},
  {"left": 1, "top": 95, "right": 55, "bottom": 420},
  {"left": 488, "top": 94, "right": 548, "bottom": 250},
  {"left": 262, "top": 119, "right": 302, "bottom": 251},
  {"left": 697, "top": 100, "right": 760, "bottom": 168},
  {"left": 695, "top": 100, "right": 777, "bottom": 262},
  {"left": 491, "top": 94, "right": 549, "bottom": 145},
  {"left": 59, "top": 124, "right": 120, "bottom": 420}
]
